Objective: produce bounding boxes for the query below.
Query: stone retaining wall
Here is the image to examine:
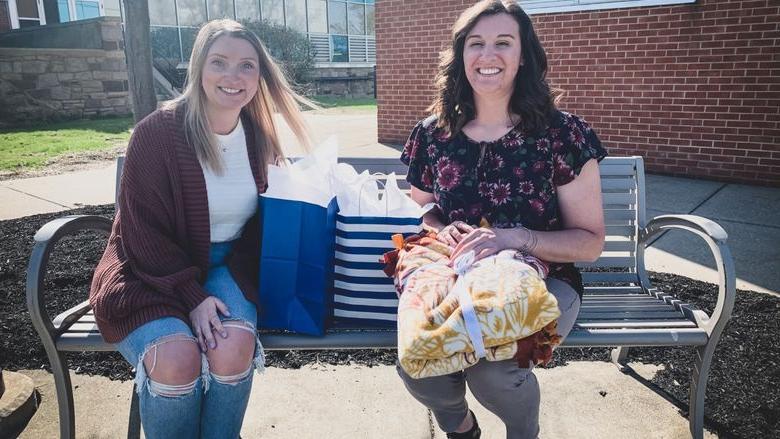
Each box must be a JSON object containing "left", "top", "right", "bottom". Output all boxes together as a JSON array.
[
  {"left": 312, "top": 66, "right": 375, "bottom": 98},
  {"left": 0, "top": 17, "right": 130, "bottom": 126}
]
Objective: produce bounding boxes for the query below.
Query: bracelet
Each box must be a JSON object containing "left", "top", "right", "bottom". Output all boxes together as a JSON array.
[{"left": 517, "top": 227, "right": 538, "bottom": 254}]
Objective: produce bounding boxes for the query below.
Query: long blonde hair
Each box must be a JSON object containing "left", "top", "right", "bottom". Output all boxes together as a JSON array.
[{"left": 163, "top": 19, "right": 316, "bottom": 177}]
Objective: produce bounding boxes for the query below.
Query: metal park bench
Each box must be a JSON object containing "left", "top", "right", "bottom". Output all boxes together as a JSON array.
[{"left": 26, "top": 156, "right": 735, "bottom": 439}]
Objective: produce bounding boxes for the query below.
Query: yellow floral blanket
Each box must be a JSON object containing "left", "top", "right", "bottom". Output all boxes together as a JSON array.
[{"left": 382, "top": 232, "right": 562, "bottom": 379}]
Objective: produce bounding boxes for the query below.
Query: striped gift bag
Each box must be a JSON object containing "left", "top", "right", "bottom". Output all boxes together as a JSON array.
[{"left": 333, "top": 215, "right": 423, "bottom": 326}]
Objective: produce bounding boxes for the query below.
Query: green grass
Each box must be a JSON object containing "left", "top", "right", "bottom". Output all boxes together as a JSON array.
[
  {"left": 0, "top": 96, "right": 375, "bottom": 172},
  {"left": 0, "top": 117, "right": 133, "bottom": 171},
  {"left": 309, "top": 95, "right": 376, "bottom": 110}
]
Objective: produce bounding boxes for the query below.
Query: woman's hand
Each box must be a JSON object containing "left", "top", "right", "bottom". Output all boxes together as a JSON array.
[
  {"left": 449, "top": 227, "right": 518, "bottom": 263},
  {"left": 189, "top": 297, "right": 231, "bottom": 352},
  {"left": 436, "top": 221, "right": 476, "bottom": 247}
]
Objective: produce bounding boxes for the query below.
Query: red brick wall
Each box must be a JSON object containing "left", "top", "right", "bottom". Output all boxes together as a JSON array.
[
  {"left": 0, "top": 1, "right": 12, "bottom": 33},
  {"left": 376, "top": 0, "right": 780, "bottom": 185}
]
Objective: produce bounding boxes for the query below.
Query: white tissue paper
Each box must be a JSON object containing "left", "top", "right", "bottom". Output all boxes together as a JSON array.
[
  {"left": 262, "top": 136, "right": 338, "bottom": 208},
  {"left": 333, "top": 170, "right": 433, "bottom": 218},
  {"left": 262, "top": 135, "right": 432, "bottom": 217}
]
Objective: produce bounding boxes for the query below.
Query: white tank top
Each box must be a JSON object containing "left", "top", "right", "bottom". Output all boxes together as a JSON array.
[{"left": 201, "top": 119, "right": 258, "bottom": 243}]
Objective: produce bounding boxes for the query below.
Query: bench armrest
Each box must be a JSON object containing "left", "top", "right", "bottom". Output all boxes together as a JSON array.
[
  {"left": 26, "top": 215, "right": 113, "bottom": 340},
  {"left": 638, "top": 214, "right": 736, "bottom": 337}
]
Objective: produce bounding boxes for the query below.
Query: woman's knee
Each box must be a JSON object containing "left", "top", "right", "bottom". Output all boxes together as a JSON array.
[
  {"left": 547, "top": 278, "right": 579, "bottom": 312},
  {"left": 142, "top": 336, "right": 201, "bottom": 390},
  {"left": 467, "top": 363, "right": 540, "bottom": 425},
  {"left": 206, "top": 321, "right": 256, "bottom": 378},
  {"left": 468, "top": 360, "right": 535, "bottom": 395}
]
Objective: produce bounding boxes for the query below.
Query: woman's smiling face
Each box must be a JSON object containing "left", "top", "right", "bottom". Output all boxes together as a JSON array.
[
  {"left": 201, "top": 35, "right": 260, "bottom": 113},
  {"left": 463, "top": 13, "right": 523, "bottom": 100}
]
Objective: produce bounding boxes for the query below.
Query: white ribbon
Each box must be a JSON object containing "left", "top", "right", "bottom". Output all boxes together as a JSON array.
[{"left": 451, "top": 251, "right": 486, "bottom": 359}]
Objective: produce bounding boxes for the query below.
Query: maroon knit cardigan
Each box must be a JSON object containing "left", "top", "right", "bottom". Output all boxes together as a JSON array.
[{"left": 89, "top": 106, "right": 265, "bottom": 343}]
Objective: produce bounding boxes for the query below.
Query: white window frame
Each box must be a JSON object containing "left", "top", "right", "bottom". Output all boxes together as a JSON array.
[
  {"left": 520, "top": 0, "right": 696, "bottom": 15},
  {"left": 8, "top": 0, "right": 47, "bottom": 29}
]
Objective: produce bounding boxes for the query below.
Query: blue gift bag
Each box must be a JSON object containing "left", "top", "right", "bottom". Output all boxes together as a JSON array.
[
  {"left": 257, "top": 195, "right": 338, "bottom": 335},
  {"left": 333, "top": 215, "right": 422, "bottom": 327}
]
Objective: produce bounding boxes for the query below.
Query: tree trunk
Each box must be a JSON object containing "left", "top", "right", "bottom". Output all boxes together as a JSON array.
[{"left": 122, "top": 0, "right": 157, "bottom": 122}]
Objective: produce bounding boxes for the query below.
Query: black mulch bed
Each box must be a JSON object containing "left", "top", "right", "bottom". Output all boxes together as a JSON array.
[{"left": 1, "top": 206, "right": 778, "bottom": 438}]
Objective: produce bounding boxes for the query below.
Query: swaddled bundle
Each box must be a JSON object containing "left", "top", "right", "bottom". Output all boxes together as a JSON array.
[{"left": 382, "top": 231, "right": 563, "bottom": 379}]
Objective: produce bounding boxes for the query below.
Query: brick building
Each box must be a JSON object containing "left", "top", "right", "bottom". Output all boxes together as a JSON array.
[{"left": 376, "top": 0, "right": 780, "bottom": 185}]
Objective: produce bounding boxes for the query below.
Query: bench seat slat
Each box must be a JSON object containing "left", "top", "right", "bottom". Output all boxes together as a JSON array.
[
  {"left": 581, "top": 296, "right": 666, "bottom": 303},
  {"left": 577, "top": 311, "right": 686, "bottom": 319},
  {"left": 580, "top": 305, "right": 683, "bottom": 312},
  {"left": 563, "top": 328, "right": 708, "bottom": 347},
  {"left": 582, "top": 300, "right": 661, "bottom": 306},
  {"left": 582, "top": 295, "right": 656, "bottom": 300},
  {"left": 582, "top": 272, "right": 639, "bottom": 283},
  {"left": 576, "top": 321, "right": 697, "bottom": 328},
  {"left": 63, "top": 322, "right": 100, "bottom": 333},
  {"left": 577, "top": 257, "right": 636, "bottom": 268},
  {"left": 57, "top": 333, "right": 114, "bottom": 352},
  {"left": 583, "top": 285, "right": 643, "bottom": 293}
]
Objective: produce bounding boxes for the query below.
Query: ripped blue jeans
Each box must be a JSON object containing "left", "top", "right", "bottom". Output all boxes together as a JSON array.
[{"left": 116, "top": 241, "right": 264, "bottom": 439}]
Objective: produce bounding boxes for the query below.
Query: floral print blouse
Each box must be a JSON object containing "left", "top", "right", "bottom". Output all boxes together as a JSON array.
[{"left": 401, "top": 111, "right": 608, "bottom": 296}]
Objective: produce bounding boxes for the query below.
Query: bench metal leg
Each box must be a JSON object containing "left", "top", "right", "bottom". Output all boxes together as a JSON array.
[
  {"left": 610, "top": 347, "right": 629, "bottom": 372},
  {"left": 49, "top": 350, "right": 75, "bottom": 439},
  {"left": 689, "top": 344, "right": 714, "bottom": 439},
  {"left": 127, "top": 384, "right": 141, "bottom": 439}
]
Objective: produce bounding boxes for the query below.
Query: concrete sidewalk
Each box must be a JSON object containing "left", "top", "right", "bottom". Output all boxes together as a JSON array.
[{"left": 18, "top": 362, "right": 717, "bottom": 438}]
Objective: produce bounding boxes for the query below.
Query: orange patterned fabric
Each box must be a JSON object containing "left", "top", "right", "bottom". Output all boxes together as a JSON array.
[{"left": 382, "top": 232, "right": 562, "bottom": 378}]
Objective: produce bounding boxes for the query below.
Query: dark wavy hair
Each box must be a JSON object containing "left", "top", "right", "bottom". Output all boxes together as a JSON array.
[{"left": 428, "top": 0, "right": 561, "bottom": 137}]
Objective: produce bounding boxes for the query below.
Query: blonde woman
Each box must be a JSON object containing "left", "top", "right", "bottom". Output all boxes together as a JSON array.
[{"left": 89, "top": 19, "right": 314, "bottom": 438}]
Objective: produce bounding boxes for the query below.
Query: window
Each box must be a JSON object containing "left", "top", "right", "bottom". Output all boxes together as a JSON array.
[
  {"left": 235, "top": 0, "right": 261, "bottom": 20},
  {"left": 150, "top": 26, "right": 182, "bottom": 60},
  {"left": 177, "top": 0, "right": 207, "bottom": 26},
  {"left": 75, "top": 0, "right": 100, "bottom": 19},
  {"left": 57, "top": 0, "right": 71, "bottom": 22},
  {"left": 149, "top": 0, "right": 177, "bottom": 26},
  {"left": 181, "top": 27, "right": 199, "bottom": 60},
  {"left": 261, "top": 0, "right": 284, "bottom": 25},
  {"left": 347, "top": 2, "right": 364, "bottom": 35},
  {"left": 285, "top": 0, "right": 306, "bottom": 31},
  {"left": 307, "top": 0, "right": 327, "bottom": 33},
  {"left": 327, "top": 1, "right": 346, "bottom": 34},
  {"left": 331, "top": 34, "right": 348, "bottom": 62},
  {"left": 366, "top": 4, "right": 374, "bottom": 35},
  {"left": 519, "top": 0, "right": 697, "bottom": 14},
  {"left": 208, "top": 0, "right": 235, "bottom": 19},
  {"left": 16, "top": 0, "right": 43, "bottom": 27}
]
